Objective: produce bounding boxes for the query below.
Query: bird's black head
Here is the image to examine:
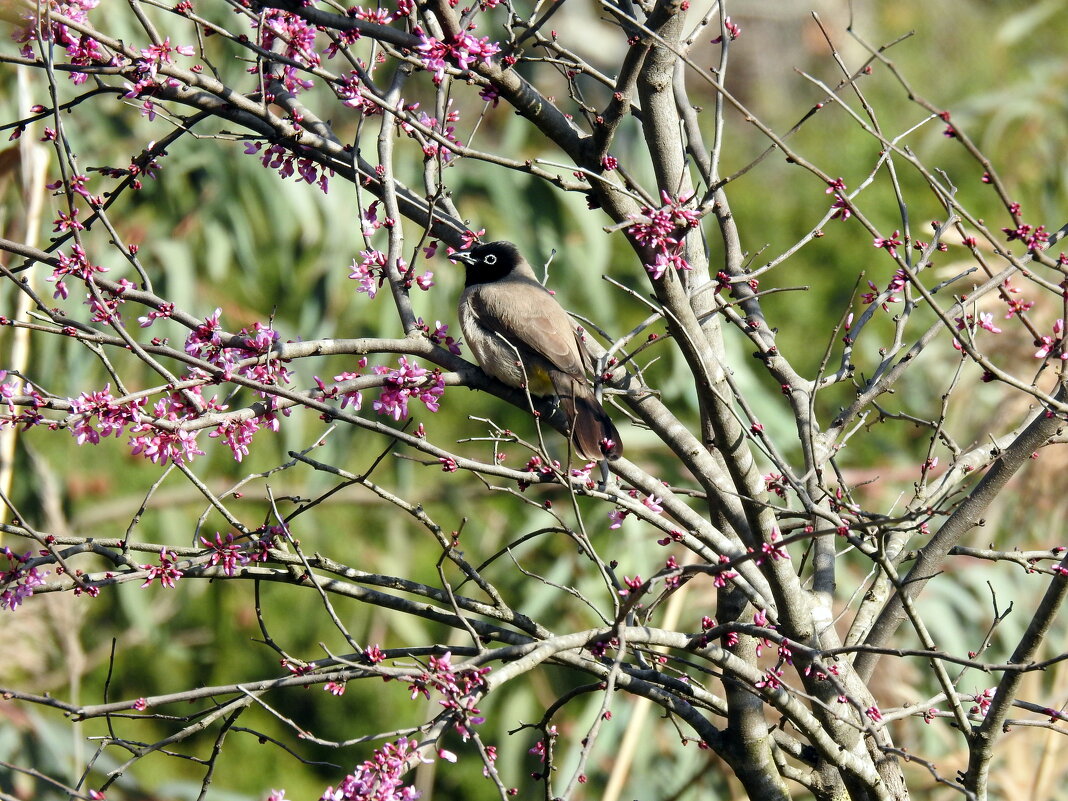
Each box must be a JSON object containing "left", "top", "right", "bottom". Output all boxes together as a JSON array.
[{"left": 448, "top": 241, "right": 522, "bottom": 287}]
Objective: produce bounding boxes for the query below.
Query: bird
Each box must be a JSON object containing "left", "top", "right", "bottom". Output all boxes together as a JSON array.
[{"left": 448, "top": 241, "right": 622, "bottom": 462}]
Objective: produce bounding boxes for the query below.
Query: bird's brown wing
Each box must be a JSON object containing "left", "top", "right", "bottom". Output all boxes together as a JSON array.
[
  {"left": 467, "top": 277, "right": 588, "bottom": 378},
  {"left": 467, "top": 277, "right": 622, "bottom": 460}
]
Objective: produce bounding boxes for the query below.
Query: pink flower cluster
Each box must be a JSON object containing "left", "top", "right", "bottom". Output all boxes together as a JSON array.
[
  {"left": 68, "top": 384, "right": 144, "bottom": 446},
  {"left": 87, "top": 278, "right": 137, "bottom": 323},
  {"left": 1002, "top": 221, "right": 1049, "bottom": 252},
  {"left": 349, "top": 249, "right": 388, "bottom": 298},
  {"left": 415, "top": 30, "right": 500, "bottom": 85},
  {"left": 12, "top": 0, "right": 105, "bottom": 83},
  {"left": 334, "top": 72, "right": 379, "bottom": 113},
  {"left": 128, "top": 387, "right": 214, "bottom": 466},
  {"left": 65, "top": 372, "right": 281, "bottom": 465},
  {"left": 626, "top": 191, "right": 702, "bottom": 279},
  {"left": 528, "top": 725, "right": 557, "bottom": 763},
  {"left": 185, "top": 309, "right": 294, "bottom": 389},
  {"left": 860, "top": 268, "right": 908, "bottom": 311},
  {"left": 712, "top": 554, "right": 738, "bottom": 588},
  {"left": 47, "top": 244, "right": 107, "bottom": 301},
  {"left": 872, "top": 230, "right": 903, "bottom": 258},
  {"left": 371, "top": 357, "right": 445, "bottom": 420},
  {"left": 711, "top": 16, "right": 742, "bottom": 43},
  {"left": 825, "top": 178, "right": 851, "bottom": 221},
  {"left": 124, "top": 36, "right": 195, "bottom": 118},
  {"left": 319, "top": 738, "right": 424, "bottom": 801},
  {"left": 756, "top": 528, "right": 791, "bottom": 565},
  {"left": 418, "top": 318, "right": 462, "bottom": 355},
  {"left": 400, "top": 101, "right": 465, "bottom": 163},
  {"left": 954, "top": 312, "right": 1001, "bottom": 335},
  {"left": 0, "top": 373, "right": 45, "bottom": 430},
  {"left": 348, "top": 246, "right": 435, "bottom": 299},
  {"left": 255, "top": 10, "right": 320, "bottom": 93},
  {"left": 405, "top": 651, "right": 490, "bottom": 743},
  {"left": 751, "top": 607, "right": 777, "bottom": 658},
  {"left": 243, "top": 142, "right": 334, "bottom": 194},
  {"left": 351, "top": 6, "right": 395, "bottom": 23},
  {"left": 324, "top": 360, "right": 369, "bottom": 411},
  {"left": 199, "top": 532, "right": 250, "bottom": 576},
  {"left": 209, "top": 417, "right": 265, "bottom": 462},
  {"left": 1035, "top": 319, "right": 1068, "bottom": 360},
  {"left": 607, "top": 490, "right": 664, "bottom": 529},
  {"left": 140, "top": 547, "right": 183, "bottom": 589},
  {"left": 1, "top": 548, "right": 46, "bottom": 612}
]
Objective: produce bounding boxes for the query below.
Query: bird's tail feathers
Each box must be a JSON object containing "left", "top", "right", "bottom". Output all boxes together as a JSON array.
[{"left": 550, "top": 372, "right": 623, "bottom": 461}]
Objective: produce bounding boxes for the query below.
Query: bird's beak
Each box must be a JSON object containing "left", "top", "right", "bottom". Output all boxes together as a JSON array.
[{"left": 448, "top": 248, "right": 476, "bottom": 266}]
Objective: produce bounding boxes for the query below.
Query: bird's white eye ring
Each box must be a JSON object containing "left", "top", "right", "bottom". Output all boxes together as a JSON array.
[{"left": 484, "top": 254, "right": 497, "bottom": 265}]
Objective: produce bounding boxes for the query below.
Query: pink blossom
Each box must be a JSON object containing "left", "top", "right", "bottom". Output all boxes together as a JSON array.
[
  {"left": 711, "top": 16, "right": 741, "bottom": 43},
  {"left": 755, "top": 668, "right": 783, "bottom": 690},
  {"left": 372, "top": 357, "right": 445, "bottom": 420},
  {"left": 712, "top": 554, "right": 737, "bottom": 588},
  {"left": 977, "top": 312, "right": 1001, "bottom": 334},
  {"left": 349, "top": 249, "right": 387, "bottom": 298},
  {"left": 626, "top": 191, "right": 701, "bottom": 279},
  {"left": 569, "top": 461, "right": 595, "bottom": 485},
  {"left": 410, "top": 102, "right": 465, "bottom": 163},
  {"left": 210, "top": 417, "right": 261, "bottom": 462},
  {"left": 199, "top": 532, "right": 249, "bottom": 576},
  {"left": 1002, "top": 222, "right": 1049, "bottom": 251},
  {"left": 254, "top": 11, "right": 320, "bottom": 92},
  {"left": 317, "top": 737, "right": 425, "bottom": 800},
  {"left": 47, "top": 244, "right": 105, "bottom": 300},
  {"left": 1, "top": 548, "right": 46, "bottom": 611},
  {"left": 245, "top": 142, "right": 333, "bottom": 193},
  {"left": 67, "top": 385, "right": 144, "bottom": 445},
  {"left": 12, "top": 1, "right": 104, "bottom": 83},
  {"left": 129, "top": 426, "right": 204, "bottom": 466},
  {"left": 333, "top": 371, "right": 365, "bottom": 410},
  {"left": 350, "top": 6, "right": 394, "bottom": 23},
  {"left": 127, "top": 387, "right": 215, "bottom": 466},
  {"left": 140, "top": 547, "right": 183, "bottom": 589},
  {"left": 335, "top": 72, "right": 372, "bottom": 110},
  {"left": 970, "top": 688, "right": 995, "bottom": 717},
  {"left": 416, "top": 30, "right": 500, "bottom": 84},
  {"left": 1035, "top": 320, "right": 1067, "bottom": 360},
  {"left": 459, "top": 229, "right": 485, "bottom": 249},
  {"left": 873, "top": 231, "right": 903, "bottom": 257},
  {"left": 758, "top": 529, "right": 790, "bottom": 563},
  {"left": 365, "top": 644, "right": 386, "bottom": 663},
  {"left": 642, "top": 494, "right": 664, "bottom": 514},
  {"left": 829, "top": 194, "right": 852, "bottom": 221},
  {"left": 137, "top": 302, "right": 174, "bottom": 328},
  {"left": 427, "top": 320, "right": 462, "bottom": 355},
  {"left": 1004, "top": 297, "right": 1034, "bottom": 319}
]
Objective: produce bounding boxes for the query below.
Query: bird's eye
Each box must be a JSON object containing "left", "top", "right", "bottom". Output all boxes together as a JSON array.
[{"left": 484, "top": 254, "right": 497, "bottom": 265}]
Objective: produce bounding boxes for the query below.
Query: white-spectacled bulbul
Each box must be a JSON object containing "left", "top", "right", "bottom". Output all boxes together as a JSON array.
[{"left": 449, "top": 241, "right": 622, "bottom": 461}]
